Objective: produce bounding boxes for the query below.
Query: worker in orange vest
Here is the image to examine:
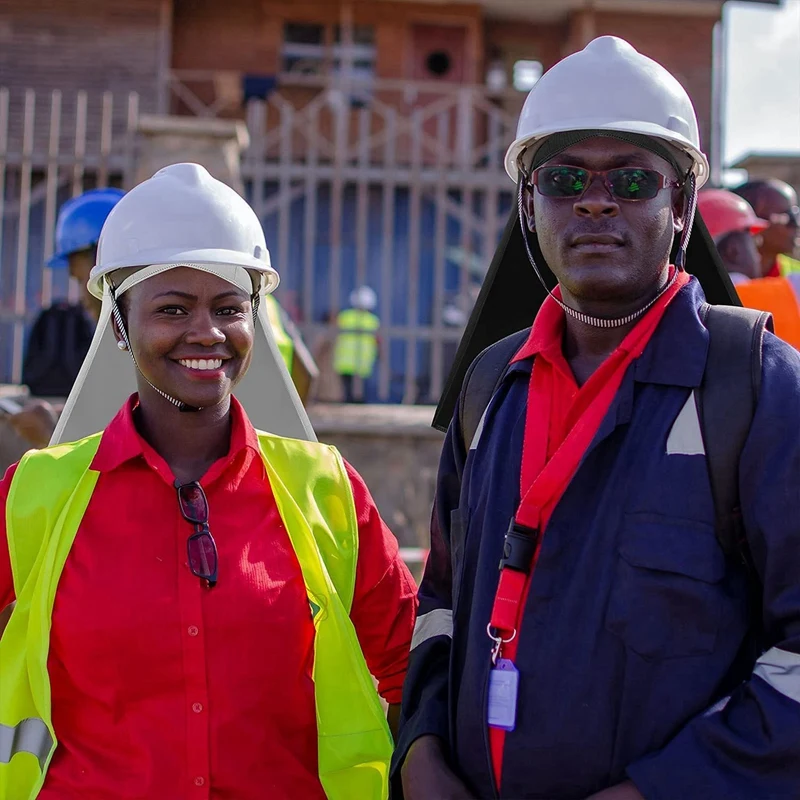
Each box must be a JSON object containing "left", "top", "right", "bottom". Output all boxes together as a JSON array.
[{"left": 698, "top": 188, "right": 800, "bottom": 349}]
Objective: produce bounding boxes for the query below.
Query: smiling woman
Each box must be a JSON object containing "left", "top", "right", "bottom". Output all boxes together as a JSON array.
[
  {"left": 0, "top": 164, "right": 416, "bottom": 800},
  {"left": 117, "top": 268, "right": 255, "bottom": 419}
]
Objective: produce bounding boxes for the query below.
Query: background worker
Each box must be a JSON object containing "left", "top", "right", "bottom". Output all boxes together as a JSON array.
[
  {"left": 698, "top": 188, "right": 766, "bottom": 283},
  {"left": 698, "top": 188, "right": 800, "bottom": 348},
  {"left": 395, "top": 37, "right": 800, "bottom": 800},
  {"left": 0, "top": 164, "right": 416, "bottom": 800},
  {"left": 734, "top": 179, "right": 800, "bottom": 277},
  {"left": 334, "top": 285, "right": 381, "bottom": 403},
  {"left": 22, "top": 188, "right": 124, "bottom": 395},
  {"left": 6, "top": 189, "right": 124, "bottom": 450}
]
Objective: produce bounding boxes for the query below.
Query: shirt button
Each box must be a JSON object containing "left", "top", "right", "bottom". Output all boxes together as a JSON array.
[
  {"left": 187, "top": 625, "right": 199, "bottom": 636},
  {"left": 194, "top": 776, "right": 205, "bottom": 787},
  {"left": 192, "top": 702, "right": 203, "bottom": 713}
]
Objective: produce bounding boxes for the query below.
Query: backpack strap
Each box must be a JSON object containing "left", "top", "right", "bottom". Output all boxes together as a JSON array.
[
  {"left": 458, "top": 305, "right": 771, "bottom": 569},
  {"left": 698, "top": 304, "right": 772, "bottom": 565},
  {"left": 458, "top": 328, "right": 530, "bottom": 451}
]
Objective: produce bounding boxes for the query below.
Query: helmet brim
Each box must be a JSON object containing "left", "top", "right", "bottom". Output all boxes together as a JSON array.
[
  {"left": 88, "top": 247, "right": 279, "bottom": 299},
  {"left": 46, "top": 253, "right": 70, "bottom": 269},
  {"left": 505, "top": 121, "right": 710, "bottom": 187}
]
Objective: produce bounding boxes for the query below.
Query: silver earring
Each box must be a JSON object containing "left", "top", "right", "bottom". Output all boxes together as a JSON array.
[{"left": 117, "top": 340, "right": 128, "bottom": 351}]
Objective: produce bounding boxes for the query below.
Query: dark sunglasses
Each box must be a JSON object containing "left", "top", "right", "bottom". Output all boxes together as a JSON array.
[
  {"left": 532, "top": 165, "right": 682, "bottom": 201},
  {"left": 176, "top": 481, "right": 218, "bottom": 588},
  {"left": 767, "top": 207, "right": 800, "bottom": 228}
]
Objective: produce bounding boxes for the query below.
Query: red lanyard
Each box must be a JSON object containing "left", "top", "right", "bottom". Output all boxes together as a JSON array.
[{"left": 486, "top": 270, "right": 689, "bottom": 788}]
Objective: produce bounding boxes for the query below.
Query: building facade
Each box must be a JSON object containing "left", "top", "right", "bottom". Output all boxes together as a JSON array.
[{"left": 0, "top": 0, "right": 781, "bottom": 398}]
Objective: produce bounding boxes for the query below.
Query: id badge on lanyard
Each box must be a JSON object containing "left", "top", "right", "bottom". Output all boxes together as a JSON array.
[
  {"left": 488, "top": 658, "right": 520, "bottom": 731},
  {"left": 486, "top": 517, "right": 540, "bottom": 731}
]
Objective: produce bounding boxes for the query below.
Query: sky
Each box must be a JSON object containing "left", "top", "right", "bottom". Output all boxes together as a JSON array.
[{"left": 724, "top": 0, "right": 800, "bottom": 166}]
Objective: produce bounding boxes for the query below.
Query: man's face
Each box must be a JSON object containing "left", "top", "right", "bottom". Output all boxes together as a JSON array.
[
  {"left": 717, "top": 230, "right": 762, "bottom": 280},
  {"left": 756, "top": 185, "right": 800, "bottom": 258},
  {"left": 524, "top": 137, "right": 685, "bottom": 309},
  {"left": 67, "top": 248, "right": 100, "bottom": 321}
]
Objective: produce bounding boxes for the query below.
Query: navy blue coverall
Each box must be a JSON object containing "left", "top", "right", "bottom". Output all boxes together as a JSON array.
[{"left": 393, "top": 279, "right": 800, "bottom": 799}]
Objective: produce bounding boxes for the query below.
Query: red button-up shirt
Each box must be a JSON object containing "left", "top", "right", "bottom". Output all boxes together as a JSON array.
[{"left": 0, "top": 396, "right": 417, "bottom": 799}]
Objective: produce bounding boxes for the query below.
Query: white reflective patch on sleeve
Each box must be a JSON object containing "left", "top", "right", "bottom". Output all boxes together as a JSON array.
[
  {"left": 754, "top": 647, "right": 800, "bottom": 704},
  {"left": 702, "top": 695, "right": 731, "bottom": 717},
  {"left": 666, "top": 391, "right": 705, "bottom": 456},
  {"left": 469, "top": 408, "right": 489, "bottom": 451},
  {"left": 411, "top": 609, "right": 453, "bottom": 650}
]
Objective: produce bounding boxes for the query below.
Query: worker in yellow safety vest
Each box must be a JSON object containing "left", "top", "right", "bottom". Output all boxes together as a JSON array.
[
  {"left": 0, "top": 163, "right": 417, "bottom": 800},
  {"left": 334, "top": 286, "right": 381, "bottom": 403}
]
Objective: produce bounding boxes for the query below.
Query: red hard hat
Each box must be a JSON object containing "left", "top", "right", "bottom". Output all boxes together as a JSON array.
[{"left": 697, "top": 189, "right": 769, "bottom": 242}]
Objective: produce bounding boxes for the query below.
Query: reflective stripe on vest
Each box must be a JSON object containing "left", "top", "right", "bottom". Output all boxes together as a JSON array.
[
  {"left": 0, "top": 720, "right": 52, "bottom": 770},
  {"left": 333, "top": 309, "right": 379, "bottom": 377},
  {"left": 0, "top": 431, "right": 392, "bottom": 800}
]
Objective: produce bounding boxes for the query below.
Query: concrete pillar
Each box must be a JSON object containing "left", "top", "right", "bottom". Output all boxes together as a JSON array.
[{"left": 132, "top": 114, "right": 250, "bottom": 191}]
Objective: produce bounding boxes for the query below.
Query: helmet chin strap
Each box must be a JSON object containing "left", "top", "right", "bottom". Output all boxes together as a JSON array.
[
  {"left": 516, "top": 171, "right": 696, "bottom": 329},
  {"left": 108, "top": 282, "right": 263, "bottom": 414}
]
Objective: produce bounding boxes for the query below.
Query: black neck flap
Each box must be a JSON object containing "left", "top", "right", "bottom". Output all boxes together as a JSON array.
[{"left": 432, "top": 209, "right": 741, "bottom": 433}]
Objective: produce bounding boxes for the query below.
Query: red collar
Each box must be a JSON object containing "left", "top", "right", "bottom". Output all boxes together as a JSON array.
[
  {"left": 511, "top": 289, "right": 566, "bottom": 367},
  {"left": 91, "top": 395, "right": 261, "bottom": 477},
  {"left": 511, "top": 272, "right": 682, "bottom": 367},
  {"left": 766, "top": 259, "right": 782, "bottom": 279}
]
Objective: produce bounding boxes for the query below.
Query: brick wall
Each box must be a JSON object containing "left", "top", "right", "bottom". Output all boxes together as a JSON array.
[
  {"left": 0, "top": 0, "right": 165, "bottom": 154},
  {"left": 487, "top": 10, "right": 718, "bottom": 161},
  {"left": 172, "top": 0, "right": 482, "bottom": 80},
  {"left": 0, "top": 0, "right": 164, "bottom": 98},
  {"left": 172, "top": 0, "right": 278, "bottom": 74}
]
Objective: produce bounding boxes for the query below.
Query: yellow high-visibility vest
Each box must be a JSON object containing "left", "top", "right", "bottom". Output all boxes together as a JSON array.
[
  {"left": 0, "top": 431, "right": 392, "bottom": 800},
  {"left": 777, "top": 253, "right": 800, "bottom": 277},
  {"left": 333, "top": 309, "right": 380, "bottom": 378}
]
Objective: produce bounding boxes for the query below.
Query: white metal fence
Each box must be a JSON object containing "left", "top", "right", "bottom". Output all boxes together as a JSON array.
[{"left": 0, "top": 77, "right": 518, "bottom": 402}]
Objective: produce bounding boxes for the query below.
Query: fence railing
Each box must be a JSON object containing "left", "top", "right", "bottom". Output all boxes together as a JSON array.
[{"left": 0, "top": 77, "right": 517, "bottom": 402}]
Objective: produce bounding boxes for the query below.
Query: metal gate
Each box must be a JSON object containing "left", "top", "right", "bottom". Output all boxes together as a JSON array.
[{"left": 0, "top": 77, "right": 518, "bottom": 401}]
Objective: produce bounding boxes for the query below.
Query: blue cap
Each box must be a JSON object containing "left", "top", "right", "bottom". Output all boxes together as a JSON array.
[{"left": 47, "top": 187, "right": 125, "bottom": 268}]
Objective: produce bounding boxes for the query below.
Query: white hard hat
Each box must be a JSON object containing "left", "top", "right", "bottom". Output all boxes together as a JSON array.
[
  {"left": 504, "top": 36, "right": 709, "bottom": 187},
  {"left": 350, "top": 285, "right": 377, "bottom": 311},
  {"left": 88, "top": 163, "right": 279, "bottom": 299}
]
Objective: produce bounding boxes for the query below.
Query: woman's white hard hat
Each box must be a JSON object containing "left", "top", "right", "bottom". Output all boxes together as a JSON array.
[
  {"left": 504, "top": 36, "right": 710, "bottom": 187},
  {"left": 88, "top": 162, "right": 279, "bottom": 299}
]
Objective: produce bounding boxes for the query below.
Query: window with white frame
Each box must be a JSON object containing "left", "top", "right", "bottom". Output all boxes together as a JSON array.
[{"left": 282, "top": 22, "right": 376, "bottom": 83}]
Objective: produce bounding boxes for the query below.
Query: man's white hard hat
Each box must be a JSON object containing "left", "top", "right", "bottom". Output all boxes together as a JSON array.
[
  {"left": 504, "top": 36, "right": 709, "bottom": 187},
  {"left": 350, "top": 285, "right": 378, "bottom": 311},
  {"left": 88, "top": 163, "right": 279, "bottom": 299}
]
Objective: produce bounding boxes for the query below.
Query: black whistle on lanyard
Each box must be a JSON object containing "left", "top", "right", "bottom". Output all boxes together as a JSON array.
[{"left": 499, "top": 518, "right": 539, "bottom": 573}]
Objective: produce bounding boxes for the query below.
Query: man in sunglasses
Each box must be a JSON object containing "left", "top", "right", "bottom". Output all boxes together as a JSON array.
[
  {"left": 734, "top": 179, "right": 800, "bottom": 279},
  {"left": 394, "top": 36, "right": 800, "bottom": 800}
]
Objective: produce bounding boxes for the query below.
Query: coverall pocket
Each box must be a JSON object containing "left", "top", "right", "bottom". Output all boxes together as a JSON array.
[{"left": 606, "top": 513, "right": 726, "bottom": 660}]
